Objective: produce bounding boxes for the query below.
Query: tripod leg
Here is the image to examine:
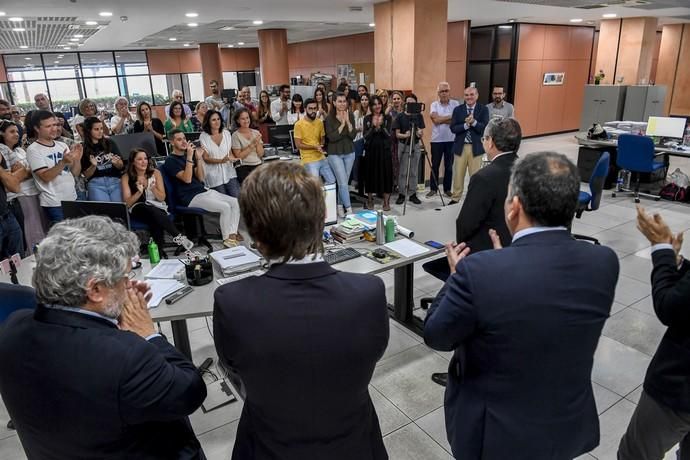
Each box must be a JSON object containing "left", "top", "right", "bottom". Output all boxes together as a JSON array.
[{"left": 421, "top": 143, "right": 445, "bottom": 206}]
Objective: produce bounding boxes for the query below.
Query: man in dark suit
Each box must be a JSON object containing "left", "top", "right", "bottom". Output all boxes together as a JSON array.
[
  {"left": 424, "top": 152, "right": 619, "bottom": 460},
  {"left": 213, "top": 161, "right": 389, "bottom": 460},
  {"left": 0, "top": 216, "right": 207, "bottom": 459},
  {"left": 618, "top": 207, "right": 690, "bottom": 460},
  {"left": 448, "top": 86, "right": 489, "bottom": 204}
]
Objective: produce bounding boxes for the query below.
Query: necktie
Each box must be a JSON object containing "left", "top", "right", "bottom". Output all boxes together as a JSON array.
[{"left": 465, "top": 107, "right": 474, "bottom": 144}]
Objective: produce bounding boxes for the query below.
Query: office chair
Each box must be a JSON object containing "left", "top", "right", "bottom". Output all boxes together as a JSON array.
[
  {"left": 612, "top": 134, "right": 665, "bottom": 203},
  {"left": 0, "top": 282, "right": 37, "bottom": 430},
  {"left": 572, "top": 151, "right": 610, "bottom": 245},
  {"left": 159, "top": 166, "right": 214, "bottom": 254},
  {"left": 110, "top": 132, "right": 159, "bottom": 161}
]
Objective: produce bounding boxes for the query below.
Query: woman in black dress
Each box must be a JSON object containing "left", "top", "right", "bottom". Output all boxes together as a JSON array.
[
  {"left": 362, "top": 95, "right": 393, "bottom": 211},
  {"left": 132, "top": 101, "right": 166, "bottom": 156}
]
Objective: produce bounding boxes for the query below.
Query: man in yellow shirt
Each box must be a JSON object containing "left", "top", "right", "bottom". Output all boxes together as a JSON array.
[{"left": 294, "top": 98, "right": 335, "bottom": 184}]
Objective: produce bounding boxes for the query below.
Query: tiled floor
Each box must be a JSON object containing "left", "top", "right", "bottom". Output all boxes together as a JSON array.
[{"left": 2, "top": 133, "right": 690, "bottom": 459}]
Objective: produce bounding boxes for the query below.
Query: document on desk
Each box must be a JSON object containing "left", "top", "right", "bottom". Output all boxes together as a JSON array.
[
  {"left": 147, "top": 279, "right": 186, "bottom": 308},
  {"left": 384, "top": 239, "right": 430, "bottom": 258},
  {"left": 145, "top": 259, "right": 185, "bottom": 280}
]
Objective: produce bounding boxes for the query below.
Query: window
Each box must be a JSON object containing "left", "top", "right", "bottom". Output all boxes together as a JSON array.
[
  {"left": 43, "top": 53, "right": 81, "bottom": 79},
  {"left": 82, "top": 77, "right": 119, "bottom": 111},
  {"left": 0, "top": 83, "right": 10, "bottom": 102},
  {"left": 222, "top": 72, "right": 238, "bottom": 90},
  {"left": 151, "top": 74, "right": 183, "bottom": 105},
  {"left": 4, "top": 54, "right": 45, "bottom": 82},
  {"left": 80, "top": 52, "right": 116, "bottom": 77},
  {"left": 9, "top": 81, "right": 48, "bottom": 111},
  {"left": 182, "top": 73, "right": 204, "bottom": 102},
  {"left": 118, "top": 75, "right": 153, "bottom": 105},
  {"left": 47, "top": 79, "right": 84, "bottom": 112},
  {"left": 115, "top": 51, "right": 149, "bottom": 76}
]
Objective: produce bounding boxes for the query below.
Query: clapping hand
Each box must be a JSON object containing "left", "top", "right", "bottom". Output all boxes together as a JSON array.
[
  {"left": 118, "top": 282, "right": 155, "bottom": 339},
  {"left": 111, "top": 155, "right": 123, "bottom": 169},
  {"left": 489, "top": 229, "right": 503, "bottom": 249},
  {"left": 465, "top": 114, "right": 474, "bottom": 125},
  {"left": 70, "top": 144, "right": 83, "bottom": 161},
  {"left": 445, "top": 241, "right": 471, "bottom": 274},
  {"left": 136, "top": 182, "right": 145, "bottom": 194},
  {"left": 636, "top": 205, "right": 673, "bottom": 245},
  {"left": 89, "top": 155, "right": 98, "bottom": 167}
]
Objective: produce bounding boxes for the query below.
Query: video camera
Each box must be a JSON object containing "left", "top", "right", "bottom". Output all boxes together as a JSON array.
[{"left": 404, "top": 102, "right": 425, "bottom": 115}]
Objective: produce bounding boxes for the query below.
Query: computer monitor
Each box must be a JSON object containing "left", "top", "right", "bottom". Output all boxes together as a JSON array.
[
  {"left": 323, "top": 184, "right": 337, "bottom": 226},
  {"left": 61, "top": 201, "right": 131, "bottom": 230},
  {"left": 289, "top": 129, "right": 298, "bottom": 154},
  {"left": 268, "top": 124, "right": 292, "bottom": 148},
  {"left": 221, "top": 89, "right": 236, "bottom": 103},
  {"left": 646, "top": 116, "right": 686, "bottom": 139}
]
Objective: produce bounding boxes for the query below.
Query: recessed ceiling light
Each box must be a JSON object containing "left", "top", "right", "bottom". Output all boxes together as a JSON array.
[
  {"left": 169, "top": 37, "right": 177, "bottom": 41},
  {"left": 63, "top": 46, "right": 71, "bottom": 50},
  {"left": 19, "top": 45, "right": 28, "bottom": 49},
  {"left": 570, "top": 18, "right": 583, "bottom": 23},
  {"left": 9, "top": 17, "right": 23, "bottom": 22},
  {"left": 69, "top": 38, "right": 79, "bottom": 42},
  {"left": 24, "top": 57, "right": 31, "bottom": 60},
  {"left": 508, "top": 19, "right": 516, "bottom": 23},
  {"left": 369, "top": 23, "right": 375, "bottom": 27},
  {"left": 12, "top": 28, "right": 25, "bottom": 32},
  {"left": 57, "top": 54, "right": 63, "bottom": 57},
  {"left": 237, "top": 42, "right": 244, "bottom": 45},
  {"left": 99, "top": 12, "right": 113, "bottom": 17},
  {"left": 252, "top": 20, "right": 263, "bottom": 25},
  {"left": 498, "top": 25, "right": 513, "bottom": 29},
  {"left": 85, "top": 21, "right": 98, "bottom": 25},
  {"left": 187, "top": 23, "right": 198, "bottom": 27},
  {"left": 0, "top": 12, "right": 5, "bottom": 17},
  {"left": 183, "top": 43, "right": 190, "bottom": 47},
  {"left": 77, "top": 44, "right": 84, "bottom": 47},
  {"left": 228, "top": 44, "right": 234, "bottom": 48},
  {"left": 602, "top": 13, "right": 617, "bottom": 18},
  {"left": 185, "top": 12, "right": 198, "bottom": 18},
  {"left": 73, "top": 34, "right": 83, "bottom": 38}
]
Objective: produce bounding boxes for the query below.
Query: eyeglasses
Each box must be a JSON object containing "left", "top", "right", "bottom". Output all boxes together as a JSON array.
[
  {"left": 481, "top": 136, "right": 491, "bottom": 142},
  {"left": 11, "top": 111, "right": 19, "bottom": 115},
  {"left": 438, "top": 89, "right": 449, "bottom": 93}
]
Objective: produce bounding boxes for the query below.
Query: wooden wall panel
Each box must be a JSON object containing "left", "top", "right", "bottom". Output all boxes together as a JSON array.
[
  {"left": 446, "top": 21, "right": 468, "bottom": 97},
  {"left": 316, "top": 39, "right": 333, "bottom": 67},
  {"left": 518, "top": 24, "right": 545, "bottom": 61},
  {"left": 590, "top": 31, "right": 599, "bottom": 81},
  {"left": 177, "top": 49, "right": 202, "bottom": 73},
  {"left": 543, "top": 26, "right": 570, "bottom": 60},
  {"left": 375, "top": 1, "right": 393, "bottom": 89},
  {"left": 670, "top": 25, "right": 690, "bottom": 116},
  {"left": 657, "top": 24, "right": 683, "bottom": 115},
  {"left": 616, "top": 17, "right": 657, "bottom": 85},
  {"left": 233, "top": 48, "right": 259, "bottom": 70},
  {"left": 355, "top": 33, "right": 375, "bottom": 63},
  {"left": 536, "top": 59, "right": 568, "bottom": 134},
  {"left": 596, "top": 19, "right": 621, "bottom": 84},
  {"left": 569, "top": 27, "right": 595, "bottom": 61},
  {"left": 650, "top": 31, "right": 662, "bottom": 83},
  {"left": 147, "top": 50, "right": 182, "bottom": 74},
  {"left": 514, "top": 60, "right": 543, "bottom": 136},
  {"left": 446, "top": 61, "right": 466, "bottom": 99},
  {"left": 563, "top": 59, "right": 592, "bottom": 129},
  {"left": 0, "top": 57, "right": 6, "bottom": 82}
]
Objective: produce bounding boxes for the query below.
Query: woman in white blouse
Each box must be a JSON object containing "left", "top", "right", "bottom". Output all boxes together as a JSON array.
[
  {"left": 231, "top": 108, "right": 265, "bottom": 184},
  {"left": 286, "top": 94, "right": 305, "bottom": 125},
  {"left": 199, "top": 109, "right": 240, "bottom": 197}
]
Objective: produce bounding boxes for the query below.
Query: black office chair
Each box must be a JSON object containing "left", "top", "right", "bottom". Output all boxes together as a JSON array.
[
  {"left": 110, "top": 132, "right": 159, "bottom": 161},
  {"left": 572, "top": 151, "right": 610, "bottom": 245}
]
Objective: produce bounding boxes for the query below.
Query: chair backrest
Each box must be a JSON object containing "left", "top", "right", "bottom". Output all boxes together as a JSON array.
[
  {"left": 158, "top": 164, "right": 179, "bottom": 213},
  {"left": 110, "top": 132, "right": 158, "bottom": 160},
  {"left": 617, "top": 134, "right": 657, "bottom": 173},
  {"left": 588, "top": 151, "right": 610, "bottom": 211},
  {"left": 0, "top": 282, "right": 37, "bottom": 323}
]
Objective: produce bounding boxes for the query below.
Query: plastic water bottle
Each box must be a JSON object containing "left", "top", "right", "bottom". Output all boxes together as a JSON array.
[
  {"left": 376, "top": 210, "right": 385, "bottom": 245},
  {"left": 385, "top": 218, "right": 396, "bottom": 243},
  {"left": 147, "top": 238, "right": 160, "bottom": 265},
  {"left": 616, "top": 170, "right": 626, "bottom": 191}
]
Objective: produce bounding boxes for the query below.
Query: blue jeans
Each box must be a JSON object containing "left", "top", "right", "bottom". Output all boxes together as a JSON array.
[
  {"left": 0, "top": 212, "right": 23, "bottom": 259},
  {"left": 430, "top": 141, "right": 455, "bottom": 192},
  {"left": 327, "top": 152, "right": 356, "bottom": 209},
  {"left": 304, "top": 159, "right": 336, "bottom": 186},
  {"left": 43, "top": 206, "right": 64, "bottom": 226},
  {"left": 88, "top": 176, "right": 122, "bottom": 202},
  {"left": 213, "top": 178, "right": 241, "bottom": 198}
]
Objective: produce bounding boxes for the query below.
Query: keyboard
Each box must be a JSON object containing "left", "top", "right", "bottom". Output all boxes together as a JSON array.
[{"left": 324, "top": 247, "right": 362, "bottom": 265}]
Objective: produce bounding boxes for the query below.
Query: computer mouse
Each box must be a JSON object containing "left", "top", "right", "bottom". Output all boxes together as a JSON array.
[{"left": 373, "top": 248, "right": 388, "bottom": 259}]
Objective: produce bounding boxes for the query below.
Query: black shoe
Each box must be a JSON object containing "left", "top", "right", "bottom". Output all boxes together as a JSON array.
[
  {"left": 431, "top": 372, "right": 448, "bottom": 387},
  {"left": 409, "top": 194, "right": 421, "bottom": 205},
  {"left": 395, "top": 194, "right": 405, "bottom": 205},
  {"left": 7, "top": 420, "right": 15, "bottom": 430},
  {"left": 444, "top": 191, "right": 453, "bottom": 198},
  {"left": 448, "top": 200, "right": 459, "bottom": 205}
]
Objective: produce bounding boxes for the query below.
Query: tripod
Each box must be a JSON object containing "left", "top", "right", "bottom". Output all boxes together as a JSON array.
[{"left": 401, "top": 118, "right": 447, "bottom": 215}]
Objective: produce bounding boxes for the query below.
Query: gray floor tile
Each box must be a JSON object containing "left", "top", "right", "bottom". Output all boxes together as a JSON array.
[
  {"left": 572, "top": 219, "right": 607, "bottom": 237},
  {"left": 371, "top": 345, "right": 447, "bottom": 420},
  {"left": 625, "top": 385, "right": 643, "bottom": 404},
  {"left": 614, "top": 275, "right": 651, "bottom": 307},
  {"left": 574, "top": 454, "right": 596, "bottom": 459},
  {"left": 0, "top": 434, "right": 26, "bottom": 460},
  {"left": 198, "top": 420, "right": 238, "bottom": 460},
  {"left": 0, "top": 402, "right": 16, "bottom": 441},
  {"left": 415, "top": 406, "right": 452, "bottom": 454},
  {"left": 618, "top": 254, "right": 654, "bottom": 283},
  {"left": 610, "top": 302, "right": 628, "bottom": 315},
  {"left": 379, "top": 320, "right": 424, "bottom": 364},
  {"left": 594, "top": 382, "right": 624, "bottom": 415},
  {"left": 595, "top": 230, "right": 653, "bottom": 257},
  {"left": 589, "top": 398, "right": 636, "bottom": 460},
  {"left": 383, "top": 423, "right": 452, "bottom": 460},
  {"left": 602, "top": 307, "right": 666, "bottom": 357},
  {"left": 190, "top": 386, "right": 244, "bottom": 436},
  {"left": 629, "top": 295, "right": 655, "bottom": 317},
  {"left": 579, "top": 209, "right": 632, "bottom": 229},
  {"left": 592, "top": 336, "right": 651, "bottom": 397},
  {"left": 369, "top": 386, "right": 412, "bottom": 436}
]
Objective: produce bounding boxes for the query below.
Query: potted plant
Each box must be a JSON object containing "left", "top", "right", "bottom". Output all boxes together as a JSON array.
[{"left": 594, "top": 70, "right": 605, "bottom": 85}]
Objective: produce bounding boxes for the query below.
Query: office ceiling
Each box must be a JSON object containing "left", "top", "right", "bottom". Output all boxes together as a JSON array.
[{"left": 0, "top": 0, "right": 687, "bottom": 54}]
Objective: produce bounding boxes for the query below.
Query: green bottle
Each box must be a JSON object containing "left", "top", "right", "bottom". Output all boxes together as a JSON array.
[
  {"left": 148, "top": 238, "right": 160, "bottom": 265},
  {"left": 385, "top": 218, "right": 396, "bottom": 243}
]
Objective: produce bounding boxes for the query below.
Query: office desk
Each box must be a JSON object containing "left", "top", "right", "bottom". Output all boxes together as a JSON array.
[{"left": 575, "top": 132, "right": 690, "bottom": 158}]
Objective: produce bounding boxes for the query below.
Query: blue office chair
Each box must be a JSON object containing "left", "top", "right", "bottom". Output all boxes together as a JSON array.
[
  {"left": 159, "top": 166, "right": 214, "bottom": 254},
  {"left": 572, "top": 151, "right": 610, "bottom": 245},
  {"left": 612, "top": 134, "right": 665, "bottom": 203}
]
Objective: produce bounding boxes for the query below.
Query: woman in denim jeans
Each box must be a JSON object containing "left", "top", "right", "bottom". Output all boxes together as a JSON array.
[
  {"left": 324, "top": 93, "right": 357, "bottom": 217},
  {"left": 80, "top": 117, "right": 123, "bottom": 202}
]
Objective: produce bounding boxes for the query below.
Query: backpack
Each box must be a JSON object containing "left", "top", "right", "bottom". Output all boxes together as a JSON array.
[{"left": 659, "top": 183, "right": 689, "bottom": 202}]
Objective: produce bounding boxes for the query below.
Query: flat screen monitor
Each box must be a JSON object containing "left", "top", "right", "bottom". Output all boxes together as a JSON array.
[
  {"left": 323, "top": 184, "right": 337, "bottom": 226},
  {"left": 61, "top": 201, "right": 131, "bottom": 230},
  {"left": 646, "top": 116, "right": 686, "bottom": 139},
  {"left": 289, "top": 129, "right": 298, "bottom": 154},
  {"left": 268, "top": 124, "right": 292, "bottom": 148}
]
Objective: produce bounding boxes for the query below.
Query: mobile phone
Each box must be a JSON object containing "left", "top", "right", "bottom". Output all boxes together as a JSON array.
[{"left": 424, "top": 240, "right": 444, "bottom": 249}]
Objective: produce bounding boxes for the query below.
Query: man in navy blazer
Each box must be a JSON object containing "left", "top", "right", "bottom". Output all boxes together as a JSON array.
[
  {"left": 424, "top": 152, "right": 619, "bottom": 460},
  {"left": 214, "top": 161, "right": 389, "bottom": 460},
  {"left": 0, "top": 216, "right": 207, "bottom": 460},
  {"left": 448, "top": 86, "right": 490, "bottom": 204}
]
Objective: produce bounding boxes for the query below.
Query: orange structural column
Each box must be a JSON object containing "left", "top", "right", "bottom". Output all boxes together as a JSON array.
[
  {"left": 199, "top": 43, "right": 223, "bottom": 96},
  {"left": 258, "top": 29, "right": 290, "bottom": 87}
]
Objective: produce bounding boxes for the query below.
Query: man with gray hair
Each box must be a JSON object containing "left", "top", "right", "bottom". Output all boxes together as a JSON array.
[
  {"left": 0, "top": 216, "right": 207, "bottom": 459},
  {"left": 428, "top": 82, "right": 459, "bottom": 198},
  {"left": 424, "top": 152, "right": 619, "bottom": 460}
]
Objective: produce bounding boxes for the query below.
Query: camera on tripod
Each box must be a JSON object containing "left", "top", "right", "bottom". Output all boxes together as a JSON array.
[{"left": 404, "top": 102, "right": 425, "bottom": 114}]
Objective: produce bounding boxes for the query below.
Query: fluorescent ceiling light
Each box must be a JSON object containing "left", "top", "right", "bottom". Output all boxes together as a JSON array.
[
  {"left": 99, "top": 12, "right": 113, "bottom": 17},
  {"left": 237, "top": 42, "right": 245, "bottom": 45},
  {"left": 77, "top": 44, "right": 84, "bottom": 47},
  {"left": 187, "top": 23, "right": 198, "bottom": 27},
  {"left": 169, "top": 37, "right": 177, "bottom": 41},
  {"left": 0, "top": 12, "right": 5, "bottom": 16},
  {"left": 24, "top": 57, "right": 31, "bottom": 60},
  {"left": 253, "top": 20, "right": 263, "bottom": 25},
  {"left": 185, "top": 12, "right": 198, "bottom": 18},
  {"left": 19, "top": 45, "right": 28, "bottom": 49},
  {"left": 69, "top": 38, "right": 79, "bottom": 42},
  {"left": 9, "top": 17, "right": 23, "bottom": 22},
  {"left": 73, "top": 34, "right": 84, "bottom": 38},
  {"left": 54, "top": 61, "right": 60, "bottom": 64},
  {"left": 602, "top": 13, "right": 617, "bottom": 18},
  {"left": 63, "top": 46, "right": 71, "bottom": 50},
  {"left": 570, "top": 18, "right": 583, "bottom": 23},
  {"left": 369, "top": 23, "right": 375, "bottom": 27},
  {"left": 12, "top": 28, "right": 25, "bottom": 32},
  {"left": 498, "top": 25, "right": 512, "bottom": 29},
  {"left": 508, "top": 19, "right": 516, "bottom": 23},
  {"left": 183, "top": 43, "right": 190, "bottom": 47},
  {"left": 85, "top": 21, "right": 98, "bottom": 25},
  {"left": 228, "top": 44, "right": 234, "bottom": 48}
]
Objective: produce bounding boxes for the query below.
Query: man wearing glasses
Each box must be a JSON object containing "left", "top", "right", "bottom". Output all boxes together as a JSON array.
[
  {"left": 165, "top": 90, "right": 193, "bottom": 120},
  {"left": 270, "top": 84, "right": 292, "bottom": 125},
  {"left": 428, "top": 82, "right": 460, "bottom": 198}
]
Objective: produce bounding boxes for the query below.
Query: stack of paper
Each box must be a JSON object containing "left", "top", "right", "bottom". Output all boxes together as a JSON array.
[
  {"left": 216, "top": 269, "right": 265, "bottom": 286},
  {"left": 147, "top": 279, "right": 186, "bottom": 308},
  {"left": 210, "top": 246, "right": 262, "bottom": 276},
  {"left": 144, "top": 259, "right": 185, "bottom": 280}
]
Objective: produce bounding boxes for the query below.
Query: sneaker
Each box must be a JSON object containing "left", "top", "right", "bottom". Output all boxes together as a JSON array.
[
  {"left": 173, "top": 234, "right": 194, "bottom": 251},
  {"left": 395, "top": 194, "right": 405, "bottom": 205},
  {"left": 426, "top": 190, "right": 438, "bottom": 198},
  {"left": 337, "top": 206, "right": 346, "bottom": 218},
  {"left": 409, "top": 194, "right": 421, "bottom": 205},
  {"left": 344, "top": 207, "right": 352, "bottom": 216},
  {"left": 223, "top": 238, "right": 239, "bottom": 248}
]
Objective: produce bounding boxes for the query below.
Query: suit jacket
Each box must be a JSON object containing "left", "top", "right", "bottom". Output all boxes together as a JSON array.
[
  {"left": 643, "top": 248, "right": 690, "bottom": 413},
  {"left": 424, "top": 231, "right": 619, "bottom": 460},
  {"left": 456, "top": 152, "right": 516, "bottom": 252},
  {"left": 213, "top": 262, "right": 390, "bottom": 460},
  {"left": 450, "top": 102, "right": 489, "bottom": 156},
  {"left": 0, "top": 305, "right": 207, "bottom": 460}
]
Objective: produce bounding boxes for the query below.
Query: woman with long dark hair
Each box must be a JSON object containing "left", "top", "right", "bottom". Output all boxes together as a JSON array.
[
  {"left": 256, "top": 90, "right": 273, "bottom": 125},
  {"left": 132, "top": 101, "right": 166, "bottom": 156},
  {"left": 287, "top": 94, "right": 305, "bottom": 125},
  {"left": 121, "top": 148, "right": 193, "bottom": 254},
  {"left": 324, "top": 92, "right": 357, "bottom": 217},
  {"left": 164, "top": 101, "right": 193, "bottom": 138},
  {"left": 200, "top": 109, "right": 240, "bottom": 197},
  {"left": 231, "top": 108, "right": 264, "bottom": 184},
  {"left": 81, "top": 116, "right": 123, "bottom": 202},
  {"left": 362, "top": 95, "right": 393, "bottom": 210},
  {"left": 313, "top": 87, "right": 330, "bottom": 121}
]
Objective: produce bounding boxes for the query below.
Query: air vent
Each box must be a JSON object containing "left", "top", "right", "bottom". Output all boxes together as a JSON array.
[
  {"left": 68, "top": 24, "right": 80, "bottom": 29},
  {"left": 349, "top": 6, "right": 363, "bottom": 12}
]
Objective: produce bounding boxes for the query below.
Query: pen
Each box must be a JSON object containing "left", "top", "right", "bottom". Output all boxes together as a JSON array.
[{"left": 165, "top": 286, "right": 194, "bottom": 305}]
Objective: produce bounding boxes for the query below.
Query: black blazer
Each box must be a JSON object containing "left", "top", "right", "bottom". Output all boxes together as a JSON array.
[
  {"left": 213, "top": 262, "right": 389, "bottom": 460},
  {"left": 643, "top": 248, "right": 690, "bottom": 412},
  {"left": 424, "top": 231, "right": 619, "bottom": 460},
  {"left": 450, "top": 102, "right": 489, "bottom": 156},
  {"left": 456, "top": 152, "right": 516, "bottom": 252},
  {"left": 0, "top": 305, "right": 207, "bottom": 460}
]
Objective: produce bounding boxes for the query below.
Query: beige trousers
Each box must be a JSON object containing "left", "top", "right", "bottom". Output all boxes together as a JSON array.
[{"left": 451, "top": 144, "right": 483, "bottom": 201}]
